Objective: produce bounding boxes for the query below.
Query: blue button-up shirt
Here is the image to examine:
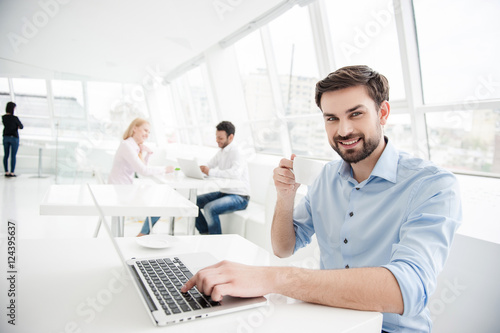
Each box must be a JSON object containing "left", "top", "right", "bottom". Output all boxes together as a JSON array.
[{"left": 293, "top": 139, "right": 462, "bottom": 332}]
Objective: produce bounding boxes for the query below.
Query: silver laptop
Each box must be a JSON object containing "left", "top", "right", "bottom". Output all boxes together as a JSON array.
[
  {"left": 86, "top": 184, "right": 267, "bottom": 326},
  {"left": 177, "top": 157, "right": 208, "bottom": 179}
]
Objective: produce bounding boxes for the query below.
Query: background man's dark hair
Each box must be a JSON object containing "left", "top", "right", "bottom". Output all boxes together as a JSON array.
[
  {"left": 315, "top": 65, "right": 390, "bottom": 110},
  {"left": 216, "top": 121, "right": 235, "bottom": 137},
  {"left": 6, "top": 102, "right": 16, "bottom": 115}
]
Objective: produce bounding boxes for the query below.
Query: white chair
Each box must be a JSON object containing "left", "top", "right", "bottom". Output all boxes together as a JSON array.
[{"left": 429, "top": 233, "right": 500, "bottom": 332}]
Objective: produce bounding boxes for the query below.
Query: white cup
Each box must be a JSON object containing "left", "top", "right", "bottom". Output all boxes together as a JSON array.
[{"left": 293, "top": 156, "right": 325, "bottom": 186}]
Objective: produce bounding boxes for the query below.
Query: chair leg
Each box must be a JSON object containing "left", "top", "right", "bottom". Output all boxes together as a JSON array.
[{"left": 119, "top": 216, "right": 124, "bottom": 237}]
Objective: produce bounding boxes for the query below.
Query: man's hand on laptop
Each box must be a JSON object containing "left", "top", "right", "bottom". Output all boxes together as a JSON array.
[
  {"left": 181, "top": 261, "right": 275, "bottom": 301},
  {"left": 200, "top": 165, "right": 210, "bottom": 175}
]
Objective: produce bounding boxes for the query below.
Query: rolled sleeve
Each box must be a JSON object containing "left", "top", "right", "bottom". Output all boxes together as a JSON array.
[
  {"left": 383, "top": 172, "right": 462, "bottom": 317},
  {"left": 293, "top": 194, "right": 316, "bottom": 253}
]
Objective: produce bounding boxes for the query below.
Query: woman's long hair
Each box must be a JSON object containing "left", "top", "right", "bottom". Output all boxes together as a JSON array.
[{"left": 123, "top": 118, "right": 149, "bottom": 140}]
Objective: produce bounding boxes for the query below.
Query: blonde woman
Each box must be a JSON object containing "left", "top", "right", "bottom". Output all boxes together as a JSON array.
[{"left": 108, "top": 118, "right": 173, "bottom": 236}]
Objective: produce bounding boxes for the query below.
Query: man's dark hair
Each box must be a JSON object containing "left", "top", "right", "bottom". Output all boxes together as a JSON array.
[
  {"left": 5, "top": 102, "right": 16, "bottom": 115},
  {"left": 216, "top": 121, "right": 235, "bottom": 137},
  {"left": 315, "top": 65, "right": 389, "bottom": 110}
]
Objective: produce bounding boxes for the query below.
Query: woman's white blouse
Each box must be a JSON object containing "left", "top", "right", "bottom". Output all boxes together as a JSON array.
[{"left": 107, "top": 137, "right": 164, "bottom": 184}]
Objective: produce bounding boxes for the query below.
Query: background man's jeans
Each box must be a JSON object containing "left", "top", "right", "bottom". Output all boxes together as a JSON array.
[
  {"left": 140, "top": 216, "right": 161, "bottom": 234},
  {"left": 195, "top": 191, "right": 249, "bottom": 234},
  {"left": 3, "top": 136, "right": 19, "bottom": 173}
]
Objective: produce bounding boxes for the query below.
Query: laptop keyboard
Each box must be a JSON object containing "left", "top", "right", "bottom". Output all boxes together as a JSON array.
[{"left": 136, "top": 257, "right": 221, "bottom": 316}]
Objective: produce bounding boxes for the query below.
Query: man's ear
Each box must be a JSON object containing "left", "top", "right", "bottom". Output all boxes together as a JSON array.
[{"left": 379, "top": 101, "right": 390, "bottom": 126}]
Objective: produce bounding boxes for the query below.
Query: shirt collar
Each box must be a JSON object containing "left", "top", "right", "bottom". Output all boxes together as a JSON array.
[
  {"left": 371, "top": 137, "right": 398, "bottom": 183},
  {"left": 338, "top": 136, "right": 398, "bottom": 184},
  {"left": 221, "top": 141, "right": 234, "bottom": 153}
]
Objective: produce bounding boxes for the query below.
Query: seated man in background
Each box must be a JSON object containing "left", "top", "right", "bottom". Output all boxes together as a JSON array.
[
  {"left": 195, "top": 121, "right": 250, "bottom": 234},
  {"left": 183, "top": 66, "right": 462, "bottom": 332}
]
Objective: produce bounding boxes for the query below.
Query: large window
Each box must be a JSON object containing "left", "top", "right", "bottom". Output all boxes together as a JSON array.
[
  {"left": 0, "top": 78, "right": 11, "bottom": 110},
  {"left": 170, "top": 64, "right": 215, "bottom": 146},
  {"left": 268, "top": 5, "right": 320, "bottom": 116},
  {"left": 51, "top": 80, "right": 85, "bottom": 118},
  {"left": 153, "top": 85, "right": 180, "bottom": 144},
  {"left": 87, "top": 82, "right": 148, "bottom": 140},
  {"left": 325, "top": 0, "right": 406, "bottom": 101},
  {"left": 235, "top": 29, "right": 275, "bottom": 121},
  {"left": 11, "top": 78, "right": 51, "bottom": 136},
  {"left": 51, "top": 80, "right": 86, "bottom": 138},
  {"left": 426, "top": 109, "right": 500, "bottom": 174},
  {"left": 288, "top": 115, "right": 334, "bottom": 159},
  {"left": 414, "top": 0, "right": 500, "bottom": 175},
  {"left": 234, "top": 29, "right": 282, "bottom": 154},
  {"left": 414, "top": 0, "right": 500, "bottom": 105},
  {"left": 384, "top": 114, "right": 413, "bottom": 153}
]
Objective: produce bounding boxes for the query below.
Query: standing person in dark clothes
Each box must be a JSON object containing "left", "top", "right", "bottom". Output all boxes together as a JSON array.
[{"left": 2, "top": 102, "right": 23, "bottom": 177}]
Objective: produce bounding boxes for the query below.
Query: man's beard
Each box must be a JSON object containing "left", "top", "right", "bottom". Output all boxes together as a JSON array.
[{"left": 330, "top": 126, "right": 382, "bottom": 164}]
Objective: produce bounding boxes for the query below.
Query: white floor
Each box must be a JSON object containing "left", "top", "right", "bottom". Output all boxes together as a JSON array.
[{"left": 0, "top": 171, "right": 499, "bottom": 244}]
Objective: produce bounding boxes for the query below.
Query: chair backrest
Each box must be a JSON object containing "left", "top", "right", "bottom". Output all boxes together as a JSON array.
[
  {"left": 429, "top": 233, "right": 500, "bottom": 332},
  {"left": 247, "top": 160, "right": 274, "bottom": 205}
]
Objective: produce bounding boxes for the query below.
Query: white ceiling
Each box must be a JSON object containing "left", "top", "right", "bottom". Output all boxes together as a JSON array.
[{"left": 0, "top": 0, "right": 302, "bottom": 83}]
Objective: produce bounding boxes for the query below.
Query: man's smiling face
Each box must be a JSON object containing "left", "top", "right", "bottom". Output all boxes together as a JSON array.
[{"left": 321, "top": 85, "right": 387, "bottom": 164}]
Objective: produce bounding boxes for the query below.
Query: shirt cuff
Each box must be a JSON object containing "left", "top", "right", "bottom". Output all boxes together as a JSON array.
[{"left": 382, "top": 260, "right": 427, "bottom": 317}]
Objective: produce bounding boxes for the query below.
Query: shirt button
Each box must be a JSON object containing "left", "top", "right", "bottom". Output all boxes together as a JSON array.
[
  {"left": 349, "top": 212, "right": 354, "bottom": 217},
  {"left": 344, "top": 238, "right": 348, "bottom": 244},
  {"left": 356, "top": 187, "right": 360, "bottom": 190},
  {"left": 345, "top": 265, "right": 349, "bottom": 269}
]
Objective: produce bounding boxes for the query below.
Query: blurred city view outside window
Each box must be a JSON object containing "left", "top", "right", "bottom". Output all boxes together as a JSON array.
[
  {"left": 383, "top": 114, "right": 413, "bottom": 153},
  {"left": 87, "top": 81, "right": 149, "bottom": 140},
  {"left": 325, "top": 0, "right": 406, "bottom": 101},
  {"left": 51, "top": 80, "right": 86, "bottom": 139},
  {"left": 268, "top": 4, "right": 320, "bottom": 116},
  {"left": 234, "top": 29, "right": 282, "bottom": 154},
  {"left": 414, "top": 0, "right": 500, "bottom": 175},
  {"left": 426, "top": 110, "right": 500, "bottom": 175},
  {"left": 153, "top": 84, "right": 180, "bottom": 145},
  {"left": 414, "top": 0, "right": 500, "bottom": 104},
  {"left": 170, "top": 65, "right": 213, "bottom": 146},
  {"left": 11, "top": 78, "right": 51, "bottom": 137}
]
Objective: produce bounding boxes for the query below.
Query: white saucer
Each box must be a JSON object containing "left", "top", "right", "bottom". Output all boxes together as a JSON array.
[{"left": 136, "top": 234, "right": 180, "bottom": 249}]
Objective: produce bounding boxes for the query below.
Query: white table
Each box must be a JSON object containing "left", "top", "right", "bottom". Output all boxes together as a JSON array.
[
  {"left": 22, "top": 142, "right": 59, "bottom": 178},
  {"left": 153, "top": 174, "right": 246, "bottom": 234},
  {"left": 0, "top": 235, "right": 382, "bottom": 332},
  {"left": 39, "top": 184, "right": 198, "bottom": 237}
]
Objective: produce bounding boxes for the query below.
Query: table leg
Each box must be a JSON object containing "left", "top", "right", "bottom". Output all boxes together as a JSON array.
[
  {"left": 111, "top": 216, "right": 124, "bottom": 237},
  {"left": 30, "top": 147, "right": 49, "bottom": 178},
  {"left": 187, "top": 188, "right": 197, "bottom": 235},
  {"left": 119, "top": 216, "right": 124, "bottom": 237},
  {"left": 169, "top": 217, "right": 175, "bottom": 235},
  {"left": 38, "top": 147, "right": 42, "bottom": 177},
  {"left": 93, "top": 217, "right": 102, "bottom": 237}
]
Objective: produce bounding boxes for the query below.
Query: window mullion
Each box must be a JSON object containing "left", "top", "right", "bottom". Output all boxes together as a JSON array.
[
  {"left": 393, "top": 0, "right": 428, "bottom": 159},
  {"left": 260, "top": 26, "right": 291, "bottom": 156}
]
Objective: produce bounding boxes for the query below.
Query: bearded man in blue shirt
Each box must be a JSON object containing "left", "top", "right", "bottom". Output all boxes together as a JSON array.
[{"left": 182, "top": 65, "right": 462, "bottom": 333}]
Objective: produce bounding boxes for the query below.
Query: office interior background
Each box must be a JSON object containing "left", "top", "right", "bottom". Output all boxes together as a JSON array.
[
  {"left": 1, "top": 1, "right": 499, "bottom": 233},
  {"left": 1, "top": 0, "right": 500, "bottom": 330}
]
